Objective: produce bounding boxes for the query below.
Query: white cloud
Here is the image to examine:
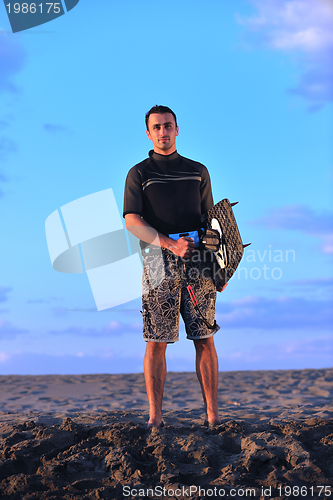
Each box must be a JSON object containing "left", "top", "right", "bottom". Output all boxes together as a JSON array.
[
  {"left": 43, "top": 123, "right": 67, "bottom": 133},
  {"left": 0, "top": 286, "right": 11, "bottom": 303},
  {"left": 105, "top": 321, "right": 121, "bottom": 331},
  {"left": 322, "top": 234, "right": 333, "bottom": 254},
  {"left": 0, "top": 319, "right": 28, "bottom": 338},
  {"left": 218, "top": 334, "right": 333, "bottom": 370},
  {"left": 0, "top": 351, "right": 144, "bottom": 375},
  {"left": 249, "top": 204, "right": 333, "bottom": 254},
  {"left": 240, "top": 0, "right": 333, "bottom": 51},
  {"left": 290, "top": 277, "right": 333, "bottom": 289},
  {"left": 0, "top": 351, "right": 11, "bottom": 362},
  {"left": 48, "top": 321, "right": 138, "bottom": 337},
  {"left": 238, "top": 0, "right": 333, "bottom": 106},
  {"left": 0, "top": 136, "right": 17, "bottom": 160},
  {"left": 0, "top": 37, "right": 26, "bottom": 93},
  {"left": 216, "top": 295, "right": 333, "bottom": 329}
]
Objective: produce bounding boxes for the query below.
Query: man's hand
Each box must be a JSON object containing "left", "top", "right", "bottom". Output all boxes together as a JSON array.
[
  {"left": 169, "top": 237, "right": 196, "bottom": 258},
  {"left": 125, "top": 214, "right": 196, "bottom": 257}
]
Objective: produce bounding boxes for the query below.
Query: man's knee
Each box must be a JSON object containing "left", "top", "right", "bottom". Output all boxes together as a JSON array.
[
  {"left": 145, "top": 341, "right": 167, "bottom": 356},
  {"left": 193, "top": 336, "right": 216, "bottom": 353}
]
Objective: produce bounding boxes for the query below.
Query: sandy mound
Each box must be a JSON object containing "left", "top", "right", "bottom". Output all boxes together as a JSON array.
[
  {"left": 0, "top": 369, "right": 332, "bottom": 499},
  {"left": 0, "top": 410, "right": 332, "bottom": 499}
]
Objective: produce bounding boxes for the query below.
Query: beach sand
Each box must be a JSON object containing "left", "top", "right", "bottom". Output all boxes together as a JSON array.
[{"left": 0, "top": 369, "right": 332, "bottom": 499}]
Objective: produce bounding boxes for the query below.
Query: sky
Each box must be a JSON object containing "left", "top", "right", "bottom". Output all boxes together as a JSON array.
[{"left": 0, "top": 0, "right": 332, "bottom": 375}]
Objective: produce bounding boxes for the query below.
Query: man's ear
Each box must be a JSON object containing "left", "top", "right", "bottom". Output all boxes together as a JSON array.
[
  {"left": 146, "top": 129, "right": 151, "bottom": 140},
  {"left": 176, "top": 126, "right": 179, "bottom": 136}
]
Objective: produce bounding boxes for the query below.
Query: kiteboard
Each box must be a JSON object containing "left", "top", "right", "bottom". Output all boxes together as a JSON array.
[{"left": 201, "top": 199, "right": 250, "bottom": 289}]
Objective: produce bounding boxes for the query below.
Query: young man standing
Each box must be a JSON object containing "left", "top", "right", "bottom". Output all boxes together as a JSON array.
[{"left": 123, "top": 105, "right": 221, "bottom": 428}]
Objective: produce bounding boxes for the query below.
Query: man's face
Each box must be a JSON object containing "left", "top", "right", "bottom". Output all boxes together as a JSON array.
[{"left": 146, "top": 113, "right": 179, "bottom": 155}]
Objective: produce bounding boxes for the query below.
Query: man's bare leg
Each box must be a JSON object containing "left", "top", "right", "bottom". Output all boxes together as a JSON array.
[
  {"left": 194, "top": 336, "right": 220, "bottom": 424},
  {"left": 144, "top": 342, "right": 167, "bottom": 426}
]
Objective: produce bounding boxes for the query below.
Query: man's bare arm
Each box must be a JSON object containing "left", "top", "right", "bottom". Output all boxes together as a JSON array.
[{"left": 124, "top": 213, "right": 195, "bottom": 258}]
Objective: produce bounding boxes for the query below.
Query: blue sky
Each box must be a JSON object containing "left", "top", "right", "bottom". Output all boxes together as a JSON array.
[{"left": 0, "top": 0, "right": 332, "bottom": 374}]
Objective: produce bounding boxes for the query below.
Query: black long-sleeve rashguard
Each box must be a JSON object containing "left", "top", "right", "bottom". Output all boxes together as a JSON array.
[{"left": 123, "top": 150, "right": 214, "bottom": 236}]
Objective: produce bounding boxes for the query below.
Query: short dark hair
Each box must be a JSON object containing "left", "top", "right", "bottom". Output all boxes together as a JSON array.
[{"left": 145, "top": 105, "right": 177, "bottom": 130}]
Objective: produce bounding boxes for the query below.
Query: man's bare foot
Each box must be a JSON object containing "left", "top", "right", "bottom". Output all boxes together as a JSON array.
[
  {"left": 146, "top": 420, "right": 164, "bottom": 430},
  {"left": 204, "top": 418, "right": 221, "bottom": 428}
]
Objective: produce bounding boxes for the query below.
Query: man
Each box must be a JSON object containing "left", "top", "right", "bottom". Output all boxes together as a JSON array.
[{"left": 123, "top": 105, "right": 221, "bottom": 428}]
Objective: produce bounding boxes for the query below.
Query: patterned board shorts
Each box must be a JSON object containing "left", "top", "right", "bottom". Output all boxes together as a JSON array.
[{"left": 141, "top": 249, "right": 220, "bottom": 343}]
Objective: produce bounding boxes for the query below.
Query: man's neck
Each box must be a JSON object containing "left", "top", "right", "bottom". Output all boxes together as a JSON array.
[
  {"left": 153, "top": 143, "right": 177, "bottom": 155},
  {"left": 150, "top": 150, "right": 179, "bottom": 161}
]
